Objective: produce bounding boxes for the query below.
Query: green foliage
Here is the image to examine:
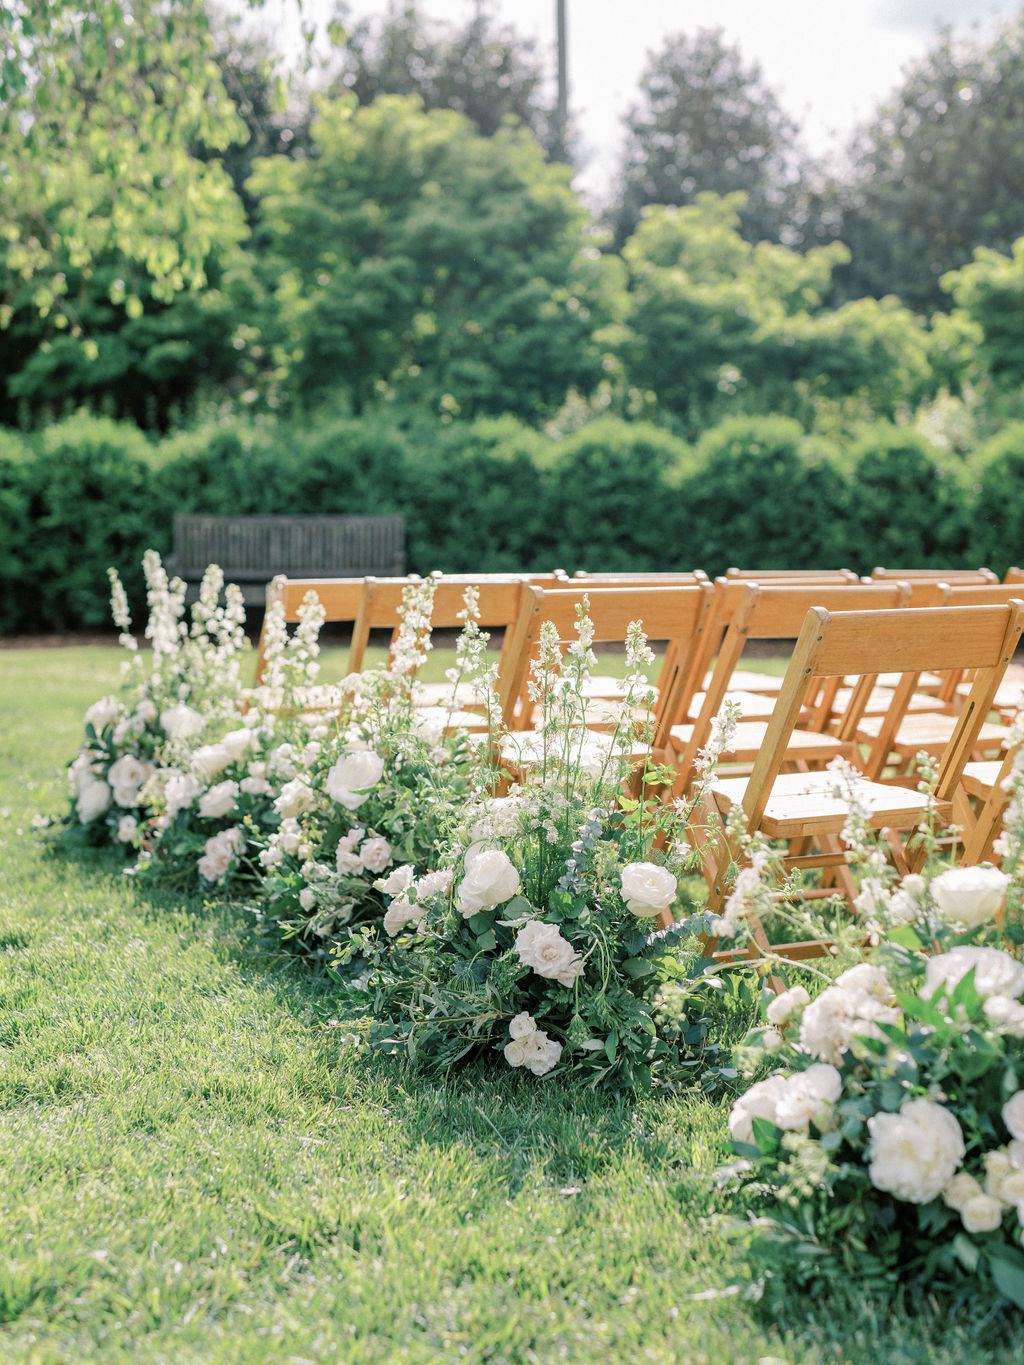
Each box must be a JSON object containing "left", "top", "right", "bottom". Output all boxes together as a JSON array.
[
  {"left": 943, "top": 238, "right": 1024, "bottom": 387},
  {"left": 967, "top": 424, "right": 1024, "bottom": 576},
  {"left": 838, "top": 424, "right": 969, "bottom": 570},
  {"left": 678, "top": 416, "right": 846, "bottom": 575},
  {"left": 831, "top": 16, "right": 1024, "bottom": 310},
  {"left": 18, "top": 413, "right": 169, "bottom": 631},
  {"left": 609, "top": 27, "right": 805, "bottom": 248},
  {"left": 0, "top": 427, "right": 34, "bottom": 632},
  {"left": 248, "top": 94, "right": 619, "bottom": 420}
]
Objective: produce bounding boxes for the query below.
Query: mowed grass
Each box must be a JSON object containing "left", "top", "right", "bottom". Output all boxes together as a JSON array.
[{"left": 1, "top": 646, "right": 1022, "bottom": 1364}]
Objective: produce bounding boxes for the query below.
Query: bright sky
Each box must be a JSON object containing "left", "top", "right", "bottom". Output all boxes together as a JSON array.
[{"left": 248, "top": 0, "right": 1017, "bottom": 198}]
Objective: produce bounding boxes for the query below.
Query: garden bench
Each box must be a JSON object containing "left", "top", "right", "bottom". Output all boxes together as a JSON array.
[{"left": 167, "top": 514, "right": 406, "bottom": 606}]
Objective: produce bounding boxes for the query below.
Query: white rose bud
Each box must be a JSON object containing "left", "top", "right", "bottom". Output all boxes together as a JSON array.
[{"left": 930, "top": 865, "right": 1010, "bottom": 929}]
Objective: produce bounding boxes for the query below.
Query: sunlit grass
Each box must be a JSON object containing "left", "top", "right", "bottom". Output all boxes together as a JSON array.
[{"left": 0, "top": 646, "right": 1020, "bottom": 1362}]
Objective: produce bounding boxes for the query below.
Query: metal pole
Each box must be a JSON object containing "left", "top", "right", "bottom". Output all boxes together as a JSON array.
[{"left": 554, "top": 0, "right": 568, "bottom": 161}]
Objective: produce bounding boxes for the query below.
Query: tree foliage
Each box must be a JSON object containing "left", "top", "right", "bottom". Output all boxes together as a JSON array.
[
  {"left": 249, "top": 94, "right": 621, "bottom": 419},
  {"left": 608, "top": 28, "right": 804, "bottom": 248},
  {"left": 325, "top": 1, "right": 559, "bottom": 153},
  {"left": 0, "top": 0, "right": 249, "bottom": 330},
  {"left": 830, "top": 17, "right": 1024, "bottom": 310}
]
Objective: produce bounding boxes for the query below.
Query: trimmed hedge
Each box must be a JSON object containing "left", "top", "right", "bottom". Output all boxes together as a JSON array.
[{"left": 0, "top": 407, "right": 997, "bottom": 634}]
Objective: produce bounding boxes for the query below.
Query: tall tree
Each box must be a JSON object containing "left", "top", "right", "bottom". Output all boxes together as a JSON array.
[
  {"left": 830, "top": 16, "right": 1024, "bottom": 311},
  {"left": 608, "top": 28, "right": 805, "bottom": 248},
  {"left": 324, "top": 1, "right": 561, "bottom": 155},
  {"left": 0, "top": 0, "right": 250, "bottom": 332},
  {"left": 249, "top": 93, "right": 622, "bottom": 419}
]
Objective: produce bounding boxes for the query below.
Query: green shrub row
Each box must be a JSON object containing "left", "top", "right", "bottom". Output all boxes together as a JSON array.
[{"left": 1, "top": 409, "right": 1017, "bottom": 634}]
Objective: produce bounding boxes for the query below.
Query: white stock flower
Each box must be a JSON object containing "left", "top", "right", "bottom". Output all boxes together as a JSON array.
[
  {"left": 359, "top": 837, "right": 393, "bottom": 874},
  {"left": 766, "top": 985, "right": 811, "bottom": 1026},
  {"left": 502, "top": 1013, "right": 562, "bottom": 1076},
  {"left": 198, "top": 780, "right": 240, "bottom": 819},
  {"left": 867, "top": 1098, "right": 965, "bottom": 1204},
  {"left": 728, "top": 1074, "right": 790, "bottom": 1144},
  {"left": 513, "top": 920, "right": 584, "bottom": 988},
  {"left": 325, "top": 751, "right": 385, "bottom": 810},
  {"left": 920, "top": 947, "right": 1024, "bottom": 1001},
  {"left": 620, "top": 862, "right": 677, "bottom": 920},
  {"left": 455, "top": 848, "right": 521, "bottom": 917},
  {"left": 929, "top": 865, "right": 1010, "bottom": 929},
  {"left": 1004, "top": 1092, "right": 1024, "bottom": 1142},
  {"left": 160, "top": 703, "right": 204, "bottom": 740},
  {"left": 78, "top": 778, "right": 111, "bottom": 823},
  {"left": 85, "top": 695, "right": 121, "bottom": 731}
]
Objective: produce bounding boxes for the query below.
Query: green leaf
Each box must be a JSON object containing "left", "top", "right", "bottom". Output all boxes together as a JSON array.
[
  {"left": 952, "top": 1232, "right": 981, "bottom": 1272},
  {"left": 887, "top": 924, "right": 926, "bottom": 950},
  {"left": 621, "top": 957, "right": 655, "bottom": 979},
  {"left": 605, "top": 1032, "right": 619, "bottom": 1064},
  {"left": 990, "top": 1250, "right": 1024, "bottom": 1309}
]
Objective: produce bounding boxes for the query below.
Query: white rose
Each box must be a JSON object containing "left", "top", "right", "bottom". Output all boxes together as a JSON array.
[
  {"left": 961, "top": 1193, "right": 1004, "bottom": 1234},
  {"left": 134, "top": 698, "right": 157, "bottom": 725},
  {"left": 1009, "top": 1139, "right": 1024, "bottom": 1170},
  {"left": 943, "top": 1171, "right": 983, "bottom": 1210},
  {"left": 197, "top": 827, "right": 244, "bottom": 883},
  {"left": 78, "top": 778, "right": 111, "bottom": 823},
  {"left": 728, "top": 1074, "right": 790, "bottom": 1144},
  {"left": 456, "top": 848, "right": 521, "bottom": 917},
  {"left": 299, "top": 887, "right": 316, "bottom": 912},
  {"left": 259, "top": 845, "right": 284, "bottom": 869},
  {"left": 192, "top": 743, "right": 233, "bottom": 780},
  {"left": 277, "top": 819, "right": 302, "bottom": 855},
  {"left": 160, "top": 703, "right": 204, "bottom": 740},
  {"left": 240, "top": 775, "right": 271, "bottom": 797},
  {"left": 503, "top": 1016, "right": 562, "bottom": 1076},
  {"left": 834, "top": 963, "right": 895, "bottom": 1001},
  {"left": 117, "top": 815, "right": 138, "bottom": 843},
  {"left": 867, "top": 1098, "right": 965, "bottom": 1204},
  {"left": 108, "top": 754, "right": 154, "bottom": 808},
  {"left": 164, "top": 771, "right": 201, "bottom": 818},
  {"left": 85, "top": 695, "right": 121, "bottom": 732},
  {"left": 930, "top": 865, "right": 1010, "bottom": 929},
  {"left": 984, "top": 996, "right": 1024, "bottom": 1036},
  {"left": 773, "top": 1064, "right": 844, "bottom": 1132},
  {"left": 416, "top": 869, "right": 455, "bottom": 900},
  {"left": 273, "top": 779, "right": 315, "bottom": 819},
  {"left": 376, "top": 864, "right": 416, "bottom": 896},
  {"left": 382, "top": 896, "right": 426, "bottom": 937},
  {"left": 325, "top": 751, "right": 385, "bottom": 810},
  {"left": 799, "top": 982, "right": 901, "bottom": 1065},
  {"left": 766, "top": 984, "right": 811, "bottom": 1026},
  {"left": 336, "top": 848, "right": 365, "bottom": 875},
  {"left": 985, "top": 1149, "right": 1015, "bottom": 1200},
  {"left": 513, "top": 920, "right": 584, "bottom": 989},
  {"left": 359, "top": 837, "right": 393, "bottom": 874},
  {"left": 508, "top": 1011, "right": 536, "bottom": 1041},
  {"left": 921, "top": 947, "right": 1024, "bottom": 1001},
  {"left": 1004, "top": 1092, "right": 1024, "bottom": 1142},
  {"left": 198, "top": 780, "right": 240, "bottom": 819},
  {"left": 620, "top": 862, "right": 677, "bottom": 919},
  {"left": 219, "top": 728, "right": 254, "bottom": 762}
]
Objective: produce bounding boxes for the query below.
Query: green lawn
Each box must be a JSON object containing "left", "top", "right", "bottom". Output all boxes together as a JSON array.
[{"left": 1, "top": 646, "right": 1020, "bottom": 1363}]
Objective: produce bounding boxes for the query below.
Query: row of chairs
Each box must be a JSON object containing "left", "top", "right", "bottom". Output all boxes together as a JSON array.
[{"left": 251, "top": 566, "right": 1024, "bottom": 972}]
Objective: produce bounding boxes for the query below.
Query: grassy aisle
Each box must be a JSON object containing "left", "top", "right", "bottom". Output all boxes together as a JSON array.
[{"left": 0, "top": 647, "right": 1019, "bottom": 1364}]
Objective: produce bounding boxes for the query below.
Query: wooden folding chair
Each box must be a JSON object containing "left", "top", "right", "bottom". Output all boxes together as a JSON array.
[
  {"left": 724, "top": 568, "right": 860, "bottom": 582},
  {"left": 497, "top": 583, "right": 714, "bottom": 750},
  {"left": 665, "top": 580, "right": 913, "bottom": 788},
  {"left": 1005, "top": 567, "right": 1024, "bottom": 584},
  {"left": 871, "top": 566, "right": 998, "bottom": 583},
  {"left": 692, "top": 601, "right": 1024, "bottom": 967},
  {"left": 952, "top": 740, "right": 1021, "bottom": 866}
]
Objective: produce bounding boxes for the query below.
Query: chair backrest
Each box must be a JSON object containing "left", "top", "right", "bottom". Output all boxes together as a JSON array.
[
  {"left": 347, "top": 576, "right": 533, "bottom": 675},
  {"left": 1005, "top": 567, "right": 1024, "bottom": 584},
  {"left": 572, "top": 570, "right": 710, "bottom": 583},
  {"left": 742, "top": 602, "right": 1024, "bottom": 831},
  {"left": 671, "top": 580, "right": 911, "bottom": 776},
  {"left": 871, "top": 566, "right": 998, "bottom": 583},
  {"left": 253, "top": 574, "right": 416, "bottom": 684},
  {"left": 499, "top": 582, "right": 714, "bottom": 744},
  {"left": 724, "top": 567, "right": 860, "bottom": 582}
]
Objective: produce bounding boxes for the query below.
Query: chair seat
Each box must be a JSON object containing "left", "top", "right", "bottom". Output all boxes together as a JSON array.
[
  {"left": 670, "top": 721, "right": 847, "bottom": 765},
  {"left": 687, "top": 688, "right": 780, "bottom": 722},
  {"left": 856, "top": 711, "right": 1009, "bottom": 757},
  {"left": 725, "top": 669, "right": 784, "bottom": 694},
  {"left": 828, "top": 685, "right": 948, "bottom": 717},
  {"left": 711, "top": 769, "right": 938, "bottom": 840},
  {"left": 411, "top": 680, "right": 489, "bottom": 708},
  {"left": 961, "top": 759, "right": 1005, "bottom": 799}
]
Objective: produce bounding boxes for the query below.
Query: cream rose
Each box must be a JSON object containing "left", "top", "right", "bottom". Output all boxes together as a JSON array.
[
  {"left": 376, "top": 864, "right": 415, "bottom": 897},
  {"left": 273, "top": 779, "right": 315, "bottom": 820},
  {"left": 513, "top": 920, "right": 584, "bottom": 988},
  {"left": 961, "top": 1193, "right": 1004, "bottom": 1234},
  {"left": 325, "top": 751, "right": 385, "bottom": 810},
  {"left": 359, "top": 837, "right": 393, "bottom": 874},
  {"left": 78, "top": 778, "right": 111, "bottom": 823},
  {"left": 930, "top": 865, "right": 1010, "bottom": 929},
  {"left": 766, "top": 984, "right": 811, "bottom": 1026},
  {"left": 198, "top": 780, "right": 240, "bottom": 819},
  {"left": 455, "top": 848, "right": 521, "bottom": 917},
  {"left": 1003, "top": 1092, "right": 1024, "bottom": 1142},
  {"left": 921, "top": 946, "right": 1024, "bottom": 1001},
  {"left": 502, "top": 1013, "right": 562, "bottom": 1076},
  {"left": 620, "top": 861, "right": 677, "bottom": 919},
  {"left": 728, "top": 1074, "right": 790, "bottom": 1144},
  {"left": 867, "top": 1098, "right": 965, "bottom": 1204},
  {"left": 192, "top": 743, "right": 233, "bottom": 781}
]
